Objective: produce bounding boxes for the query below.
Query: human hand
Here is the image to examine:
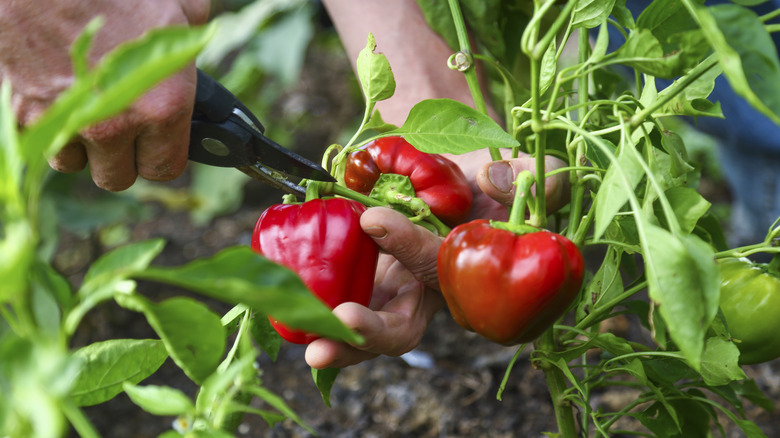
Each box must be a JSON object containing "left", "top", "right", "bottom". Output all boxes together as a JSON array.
[
  {"left": 0, "top": 0, "right": 209, "bottom": 191},
  {"left": 305, "top": 149, "right": 568, "bottom": 369}
]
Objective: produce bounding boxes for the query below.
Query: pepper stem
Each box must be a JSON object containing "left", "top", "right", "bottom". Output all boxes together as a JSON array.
[
  {"left": 490, "top": 171, "right": 539, "bottom": 235},
  {"left": 508, "top": 170, "right": 536, "bottom": 226}
]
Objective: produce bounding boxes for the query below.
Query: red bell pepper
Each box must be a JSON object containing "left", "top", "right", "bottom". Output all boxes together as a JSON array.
[
  {"left": 344, "top": 136, "right": 473, "bottom": 227},
  {"left": 437, "top": 220, "right": 585, "bottom": 345},
  {"left": 251, "top": 198, "right": 379, "bottom": 344}
]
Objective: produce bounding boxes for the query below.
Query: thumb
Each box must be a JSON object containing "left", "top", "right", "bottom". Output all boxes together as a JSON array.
[
  {"left": 477, "top": 156, "right": 569, "bottom": 212},
  {"left": 360, "top": 207, "right": 443, "bottom": 289}
]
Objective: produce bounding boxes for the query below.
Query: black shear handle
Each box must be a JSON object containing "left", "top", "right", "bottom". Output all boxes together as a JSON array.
[{"left": 188, "top": 69, "right": 263, "bottom": 168}]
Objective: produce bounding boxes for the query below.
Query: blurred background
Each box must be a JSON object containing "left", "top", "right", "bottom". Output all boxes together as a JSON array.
[{"left": 55, "top": 1, "right": 779, "bottom": 436}]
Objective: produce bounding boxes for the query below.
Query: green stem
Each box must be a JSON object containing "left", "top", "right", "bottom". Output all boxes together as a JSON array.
[
  {"left": 536, "top": 329, "right": 578, "bottom": 437},
  {"left": 62, "top": 400, "right": 100, "bottom": 438},
  {"left": 761, "top": 8, "right": 780, "bottom": 22},
  {"left": 629, "top": 54, "right": 719, "bottom": 128},
  {"left": 532, "top": 1, "right": 577, "bottom": 60},
  {"left": 530, "top": 130, "right": 547, "bottom": 228},
  {"left": 766, "top": 23, "right": 780, "bottom": 33},
  {"left": 572, "top": 195, "right": 596, "bottom": 247},
  {"left": 565, "top": 280, "right": 648, "bottom": 341},
  {"left": 497, "top": 345, "right": 526, "bottom": 401},
  {"left": 508, "top": 171, "right": 536, "bottom": 226},
  {"left": 445, "top": 0, "right": 501, "bottom": 162},
  {"left": 323, "top": 182, "right": 452, "bottom": 236}
]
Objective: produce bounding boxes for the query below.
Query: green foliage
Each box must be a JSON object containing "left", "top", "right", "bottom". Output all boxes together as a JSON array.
[
  {"left": 0, "top": 17, "right": 357, "bottom": 437},
  {"left": 405, "top": 0, "right": 780, "bottom": 436}
]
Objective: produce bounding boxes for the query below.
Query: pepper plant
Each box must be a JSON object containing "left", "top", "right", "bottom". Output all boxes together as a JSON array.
[{"left": 311, "top": 0, "right": 780, "bottom": 436}]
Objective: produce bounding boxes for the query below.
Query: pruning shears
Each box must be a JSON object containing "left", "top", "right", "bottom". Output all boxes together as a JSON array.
[{"left": 188, "top": 69, "right": 334, "bottom": 197}]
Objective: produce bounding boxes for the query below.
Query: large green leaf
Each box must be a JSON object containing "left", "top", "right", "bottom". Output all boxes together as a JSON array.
[
  {"left": 389, "top": 98, "right": 519, "bottom": 154},
  {"left": 70, "top": 339, "right": 168, "bottom": 407},
  {"left": 133, "top": 246, "right": 362, "bottom": 344},
  {"left": 641, "top": 224, "right": 721, "bottom": 370},
  {"left": 692, "top": 3, "right": 780, "bottom": 125},
  {"left": 115, "top": 295, "right": 226, "bottom": 385}
]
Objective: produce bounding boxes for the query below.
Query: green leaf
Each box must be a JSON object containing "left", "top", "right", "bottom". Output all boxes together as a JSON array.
[
  {"left": 363, "top": 109, "right": 399, "bottom": 133},
  {"left": 70, "top": 17, "right": 104, "bottom": 80},
  {"left": 616, "top": 28, "right": 706, "bottom": 78},
  {"left": 577, "top": 247, "right": 623, "bottom": 322},
  {"left": 729, "top": 379, "right": 774, "bottom": 412},
  {"left": 693, "top": 213, "right": 729, "bottom": 252},
  {"left": 594, "top": 140, "right": 644, "bottom": 240},
  {"left": 572, "top": 0, "right": 617, "bottom": 29},
  {"left": 195, "top": 353, "right": 255, "bottom": 415},
  {"left": 700, "top": 337, "right": 747, "bottom": 386},
  {"left": 644, "top": 357, "right": 699, "bottom": 386},
  {"left": 70, "top": 339, "right": 168, "bottom": 406},
  {"left": 693, "top": 3, "right": 780, "bottom": 125},
  {"left": 312, "top": 367, "right": 340, "bottom": 408},
  {"left": 115, "top": 295, "right": 226, "bottom": 385},
  {"left": 133, "top": 246, "right": 362, "bottom": 345},
  {"left": 655, "top": 187, "right": 711, "bottom": 234},
  {"left": 357, "top": 33, "right": 396, "bottom": 103},
  {"left": 250, "top": 313, "right": 282, "bottom": 362},
  {"left": 659, "top": 131, "right": 696, "bottom": 178},
  {"left": 0, "top": 82, "right": 34, "bottom": 303},
  {"left": 122, "top": 382, "right": 195, "bottom": 416},
  {"left": 656, "top": 62, "right": 724, "bottom": 118},
  {"left": 65, "top": 239, "right": 166, "bottom": 334},
  {"left": 248, "top": 386, "right": 315, "bottom": 435},
  {"left": 82, "top": 239, "right": 166, "bottom": 290},
  {"left": 642, "top": 225, "right": 721, "bottom": 370},
  {"left": 197, "top": 0, "right": 305, "bottom": 68},
  {"left": 390, "top": 98, "right": 519, "bottom": 154}
]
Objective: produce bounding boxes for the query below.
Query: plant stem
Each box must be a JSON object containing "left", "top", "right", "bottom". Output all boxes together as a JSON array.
[
  {"left": 536, "top": 329, "right": 578, "bottom": 437},
  {"left": 508, "top": 171, "right": 536, "bottom": 226},
  {"left": 323, "top": 182, "right": 452, "bottom": 236},
  {"left": 445, "top": 0, "right": 502, "bottom": 162},
  {"left": 62, "top": 400, "right": 100, "bottom": 438}
]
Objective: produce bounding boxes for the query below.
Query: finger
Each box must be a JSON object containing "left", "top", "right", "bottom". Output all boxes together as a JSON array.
[
  {"left": 360, "top": 207, "right": 444, "bottom": 289},
  {"left": 305, "top": 284, "right": 445, "bottom": 369},
  {"left": 48, "top": 141, "right": 88, "bottom": 173},
  {"left": 80, "top": 117, "right": 138, "bottom": 191},
  {"left": 476, "top": 156, "right": 569, "bottom": 212},
  {"left": 306, "top": 339, "right": 378, "bottom": 370},
  {"left": 133, "top": 67, "right": 196, "bottom": 183},
  {"left": 180, "top": 0, "right": 210, "bottom": 25}
]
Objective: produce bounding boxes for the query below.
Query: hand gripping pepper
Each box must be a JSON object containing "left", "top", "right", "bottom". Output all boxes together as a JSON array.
[{"left": 251, "top": 198, "right": 379, "bottom": 344}]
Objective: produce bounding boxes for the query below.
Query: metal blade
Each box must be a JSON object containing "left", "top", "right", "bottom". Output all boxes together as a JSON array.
[{"left": 251, "top": 133, "right": 335, "bottom": 182}]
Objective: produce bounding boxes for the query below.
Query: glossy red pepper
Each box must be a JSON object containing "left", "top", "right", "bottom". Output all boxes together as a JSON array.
[
  {"left": 437, "top": 220, "right": 585, "bottom": 345},
  {"left": 344, "top": 136, "right": 473, "bottom": 227},
  {"left": 251, "top": 198, "right": 379, "bottom": 344}
]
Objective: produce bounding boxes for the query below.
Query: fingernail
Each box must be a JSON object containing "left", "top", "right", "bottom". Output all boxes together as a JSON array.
[
  {"left": 488, "top": 161, "right": 514, "bottom": 193},
  {"left": 363, "top": 225, "right": 388, "bottom": 239}
]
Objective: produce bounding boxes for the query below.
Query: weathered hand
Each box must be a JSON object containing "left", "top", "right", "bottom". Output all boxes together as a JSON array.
[{"left": 0, "top": 0, "right": 209, "bottom": 191}]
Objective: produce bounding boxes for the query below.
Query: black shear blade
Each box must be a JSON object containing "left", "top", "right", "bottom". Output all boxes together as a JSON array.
[{"left": 250, "top": 134, "right": 334, "bottom": 182}]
